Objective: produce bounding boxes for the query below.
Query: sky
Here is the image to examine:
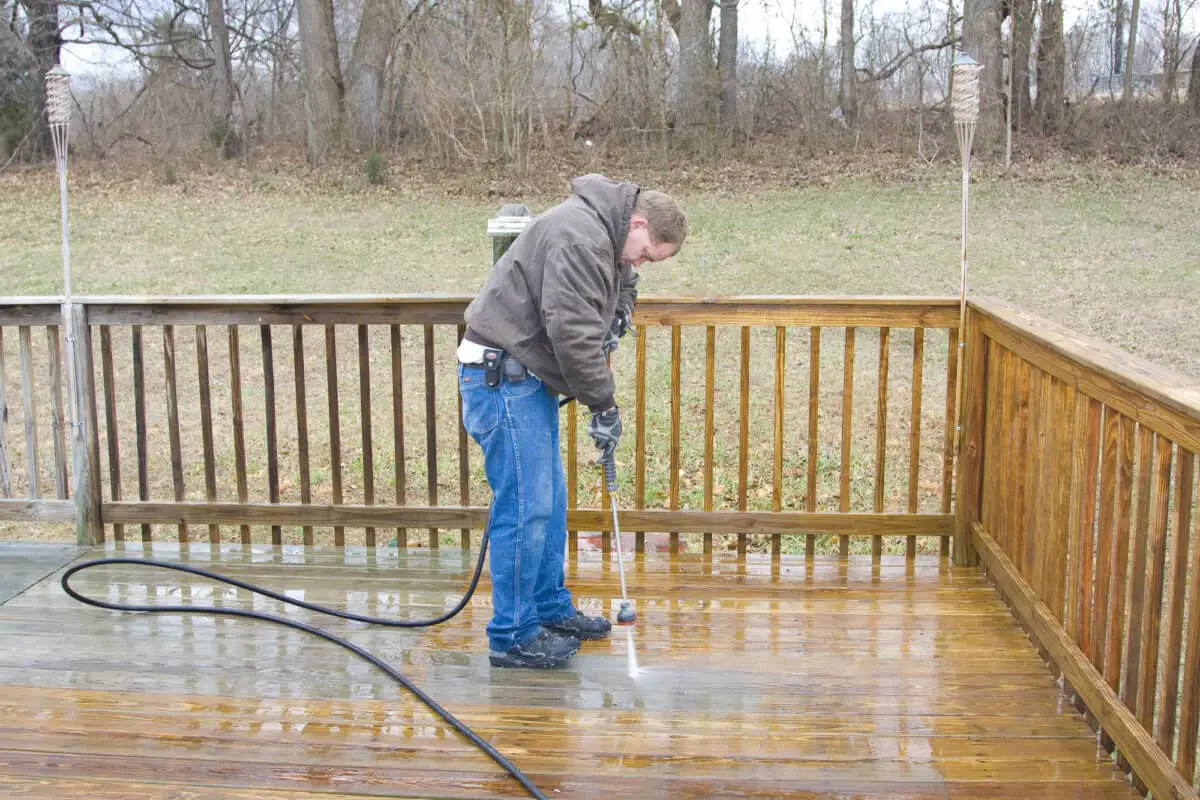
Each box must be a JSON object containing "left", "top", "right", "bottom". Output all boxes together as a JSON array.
[{"left": 58, "top": 0, "right": 1192, "bottom": 82}]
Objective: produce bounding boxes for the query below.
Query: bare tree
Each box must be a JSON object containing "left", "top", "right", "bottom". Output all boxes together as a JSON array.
[
  {"left": 296, "top": 0, "right": 343, "bottom": 161},
  {"left": 718, "top": 0, "right": 737, "bottom": 130},
  {"left": 664, "top": 0, "right": 714, "bottom": 132},
  {"left": 838, "top": 0, "right": 856, "bottom": 122},
  {"left": 23, "top": 0, "right": 60, "bottom": 157},
  {"left": 1158, "top": 0, "right": 1194, "bottom": 101},
  {"left": 1113, "top": 0, "right": 1126, "bottom": 76},
  {"left": 962, "top": 0, "right": 1004, "bottom": 147},
  {"left": 205, "top": 0, "right": 238, "bottom": 155},
  {"left": 1010, "top": 0, "right": 1034, "bottom": 129},
  {"left": 1034, "top": 0, "right": 1064, "bottom": 131},
  {"left": 1122, "top": 0, "right": 1142, "bottom": 103},
  {"left": 1190, "top": 37, "right": 1200, "bottom": 112}
]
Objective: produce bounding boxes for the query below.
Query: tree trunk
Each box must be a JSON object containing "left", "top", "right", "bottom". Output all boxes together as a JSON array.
[
  {"left": 346, "top": 0, "right": 395, "bottom": 148},
  {"left": 1189, "top": 40, "right": 1200, "bottom": 114},
  {"left": 1122, "top": 0, "right": 1141, "bottom": 104},
  {"left": 1033, "top": 0, "right": 1064, "bottom": 132},
  {"left": 23, "top": 0, "right": 60, "bottom": 159},
  {"left": 1160, "top": 0, "right": 1182, "bottom": 102},
  {"left": 717, "top": 0, "right": 737, "bottom": 130},
  {"left": 1010, "top": 0, "right": 1035, "bottom": 130},
  {"left": 962, "top": 0, "right": 1004, "bottom": 149},
  {"left": 296, "top": 0, "right": 345, "bottom": 162},
  {"left": 1112, "top": 0, "right": 1125, "bottom": 79},
  {"left": 675, "top": 0, "right": 713, "bottom": 133},
  {"left": 206, "top": 0, "right": 240, "bottom": 156},
  {"left": 838, "top": 0, "right": 856, "bottom": 123}
]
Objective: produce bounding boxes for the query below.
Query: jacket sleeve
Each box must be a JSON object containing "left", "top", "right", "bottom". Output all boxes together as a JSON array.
[
  {"left": 616, "top": 264, "right": 639, "bottom": 318},
  {"left": 542, "top": 243, "right": 616, "bottom": 412}
]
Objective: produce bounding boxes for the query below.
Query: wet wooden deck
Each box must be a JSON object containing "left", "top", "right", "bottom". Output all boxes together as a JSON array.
[{"left": 0, "top": 542, "right": 1135, "bottom": 799}]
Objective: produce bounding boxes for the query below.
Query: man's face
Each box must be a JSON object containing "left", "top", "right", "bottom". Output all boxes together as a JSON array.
[{"left": 620, "top": 217, "right": 678, "bottom": 267}]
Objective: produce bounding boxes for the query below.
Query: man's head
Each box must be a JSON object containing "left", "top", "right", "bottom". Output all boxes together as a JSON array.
[{"left": 620, "top": 190, "right": 687, "bottom": 267}]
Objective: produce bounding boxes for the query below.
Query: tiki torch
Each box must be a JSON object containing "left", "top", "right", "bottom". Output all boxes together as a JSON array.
[
  {"left": 46, "top": 65, "right": 87, "bottom": 537},
  {"left": 951, "top": 52, "right": 981, "bottom": 455}
]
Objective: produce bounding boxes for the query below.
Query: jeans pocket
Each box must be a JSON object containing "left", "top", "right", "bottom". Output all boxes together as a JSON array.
[{"left": 460, "top": 370, "right": 500, "bottom": 440}]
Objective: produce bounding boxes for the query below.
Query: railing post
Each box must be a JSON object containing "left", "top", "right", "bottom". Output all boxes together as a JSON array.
[
  {"left": 954, "top": 305, "right": 987, "bottom": 566},
  {"left": 487, "top": 203, "right": 532, "bottom": 265},
  {"left": 68, "top": 303, "right": 102, "bottom": 545}
]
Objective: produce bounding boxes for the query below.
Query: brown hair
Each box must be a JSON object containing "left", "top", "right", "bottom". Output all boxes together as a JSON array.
[{"left": 634, "top": 190, "right": 688, "bottom": 247}]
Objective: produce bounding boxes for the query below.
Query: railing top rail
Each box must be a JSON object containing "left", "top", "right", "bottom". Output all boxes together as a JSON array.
[
  {"left": 1, "top": 295, "right": 962, "bottom": 328},
  {"left": 970, "top": 295, "right": 1200, "bottom": 451},
  {"left": 1, "top": 293, "right": 962, "bottom": 306}
]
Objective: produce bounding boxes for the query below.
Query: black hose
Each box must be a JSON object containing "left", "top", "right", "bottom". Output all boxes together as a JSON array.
[{"left": 59, "top": 536, "right": 549, "bottom": 800}]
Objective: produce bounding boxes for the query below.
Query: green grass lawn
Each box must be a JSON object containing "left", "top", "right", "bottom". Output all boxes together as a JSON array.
[{"left": 2, "top": 160, "right": 1198, "bottom": 550}]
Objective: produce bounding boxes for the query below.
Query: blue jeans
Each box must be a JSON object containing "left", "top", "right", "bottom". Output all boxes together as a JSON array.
[{"left": 458, "top": 364, "right": 575, "bottom": 652}]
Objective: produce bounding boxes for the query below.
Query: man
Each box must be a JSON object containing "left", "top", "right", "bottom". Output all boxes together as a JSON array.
[{"left": 458, "top": 174, "right": 687, "bottom": 668}]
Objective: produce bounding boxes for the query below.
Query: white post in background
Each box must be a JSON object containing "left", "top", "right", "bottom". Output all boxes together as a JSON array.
[
  {"left": 951, "top": 52, "right": 982, "bottom": 457},
  {"left": 46, "top": 66, "right": 96, "bottom": 544}
]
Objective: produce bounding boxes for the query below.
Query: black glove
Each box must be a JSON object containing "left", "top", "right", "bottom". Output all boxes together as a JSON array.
[
  {"left": 589, "top": 407, "right": 622, "bottom": 460},
  {"left": 601, "top": 308, "right": 633, "bottom": 356}
]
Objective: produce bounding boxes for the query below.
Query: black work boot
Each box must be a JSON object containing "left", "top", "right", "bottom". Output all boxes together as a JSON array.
[
  {"left": 489, "top": 628, "right": 579, "bottom": 669},
  {"left": 544, "top": 610, "right": 613, "bottom": 641}
]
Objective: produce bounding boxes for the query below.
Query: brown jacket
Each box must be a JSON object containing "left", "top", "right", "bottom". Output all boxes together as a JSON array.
[{"left": 464, "top": 175, "right": 639, "bottom": 412}]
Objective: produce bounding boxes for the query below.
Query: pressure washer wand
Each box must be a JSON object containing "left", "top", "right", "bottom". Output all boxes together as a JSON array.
[{"left": 603, "top": 454, "right": 637, "bottom": 625}]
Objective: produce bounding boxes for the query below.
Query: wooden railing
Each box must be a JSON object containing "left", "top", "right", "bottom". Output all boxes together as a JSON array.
[
  {"left": 956, "top": 296, "right": 1200, "bottom": 800},
  {"left": 0, "top": 295, "right": 960, "bottom": 559}
]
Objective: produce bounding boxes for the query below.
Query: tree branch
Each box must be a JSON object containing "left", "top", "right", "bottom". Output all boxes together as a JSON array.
[{"left": 857, "top": 33, "right": 957, "bottom": 82}]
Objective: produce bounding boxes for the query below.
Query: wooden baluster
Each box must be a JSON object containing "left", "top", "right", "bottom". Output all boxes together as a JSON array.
[
  {"left": 669, "top": 325, "right": 681, "bottom": 554},
  {"left": 907, "top": 327, "right": 924, "bottom": 559},
  {"left": 806, "top": 327, "right": 820, "bottom": 558},
  {"left": 132, "top": 326, "right": 149, "bottom": 542},
  {"left": 325, "top": 325, "right": 343, "bottom": 546},
  {"left": 229, "top": 326, "right": 250, "bottom": 545},
  {"left": 99, "top": 327, "right": 123, "bottom": 542},
  {"left": 634, "top": 324, "right": 647, "bottom": 555},
  {"left": 262, "top": 326, "right": 280, "bottom": 545},
  {"left": 1102, "top": 415, "right": 1136, "bottom": 708},
  {"left": 73, "top": 306, "right": 102, "bottom": 545},
  {"left": 1155, "top": 449, "right": 1193, "bottom": 755},
  {"left": 874, "top": 327, "right": 890, "bottom": 561},
  {"left": 839, "top": 327, "right": 855, "bottom": 558},
  {"left": 0, "top": 328, "right": 10, "bottom": 498},
  {"left": 18, "top": 326, "right": 39, "bottom": 499},
  {"left": 294, "top": 326, "right": 313, "bottom": 547},
  {"left": 940, "top": 327, "right": 958, "bottom": 558},
  {"left": 45, "top": 326, "right": 67, "bottom": 500},
  {"left": 358, "top": 325, "right": 375, "bottom": 548},
  {"left": 703, "top": 325, "right": 715, "bottom": 557},
  {"left": 1120, "top": 427, "right": 1157, "bottom": 725},
  {"left": 196, "top": 326, "right": 219, "bottom": 544},
  {"left": 737, "top": 326, "right": 749, "bottom": 558},
  {"left": 423, "top": 325, "right": 438, "bottom": 548},
  {"left": 456, "top": 324, "right": 470, "bottom": 550},
  {"left": 1047, "top": 381, "right": 1077, "bottom": 622},
  {"left": 567, "top": 381, "right": 578, "bottom": 556},
  {"left": 772, "top": 326, "right": 784, "bottom": 561},
  {"left": 1066, "top": 395, "right": 1101, "bottom": 648},
  {"left": 163, "top": 326, "right": 187, "bottom": 543},
  {"left": 1090, "top": 406, "right": 1121, "bottom": 670},
  {"left": 1174, "top": 457, "right": 1200, "bottom": 779},
  {"left": 391, "top": 325, "right": 407, "bottom": 549},
  {"left": 1134, "top": 435, "right": 1173, "bottom": 731},
  {"left": 1024, "top": 370, "right": 1051, "bottom": 591}
]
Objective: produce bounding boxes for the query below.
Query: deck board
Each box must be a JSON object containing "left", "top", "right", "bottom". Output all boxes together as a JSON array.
[{"left": 0, "top": 543, "right": 1134, "bottom": 799}]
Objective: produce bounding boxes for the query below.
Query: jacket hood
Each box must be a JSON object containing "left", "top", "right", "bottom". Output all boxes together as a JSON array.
[{"left": 569, "top": 174, "right": 640, "bottom": 262}]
